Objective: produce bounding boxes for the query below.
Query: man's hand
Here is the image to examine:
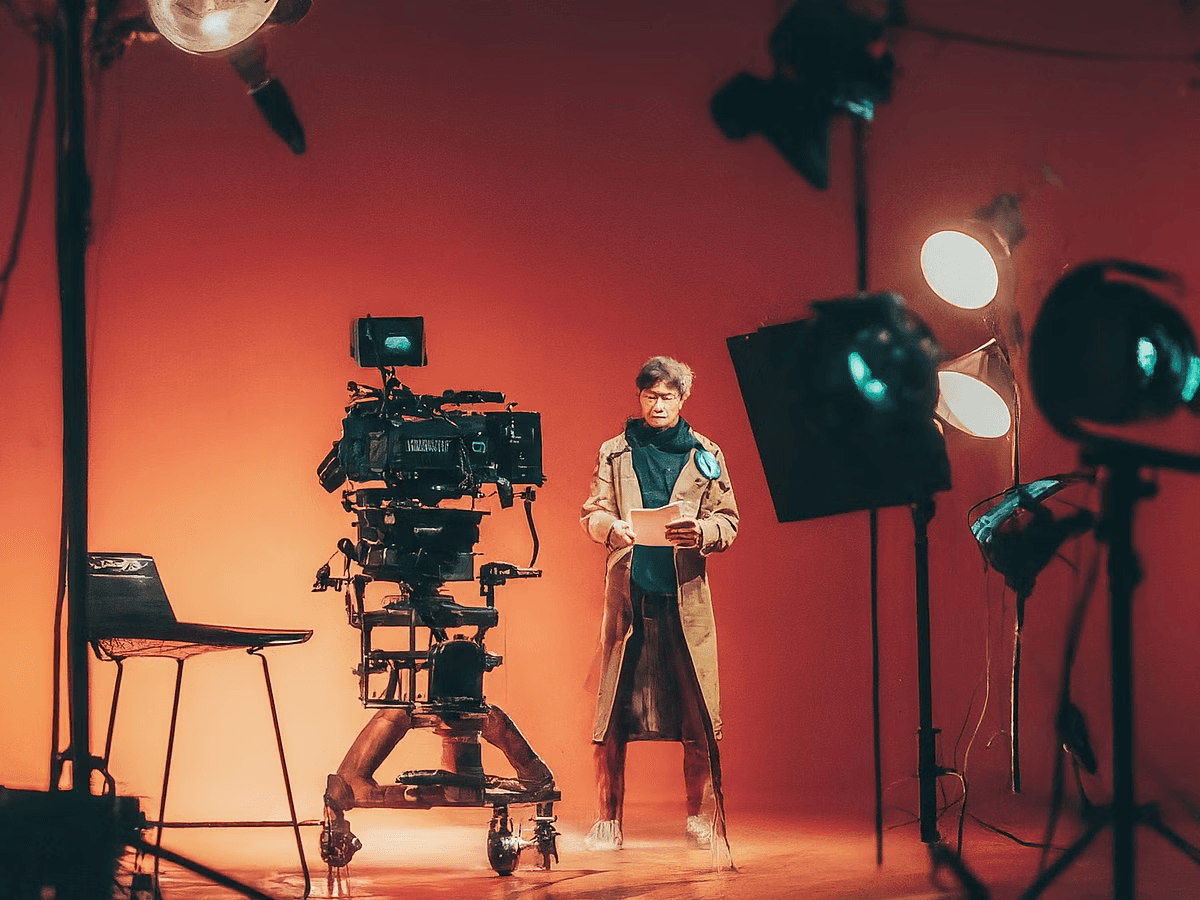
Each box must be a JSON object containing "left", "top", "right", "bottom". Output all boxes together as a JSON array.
[
  {"left": 664, "top": 516, "right": 701, "bottom": 549},
  {"left": 609, "top": 520, "right": 637, "bottom": 548}
]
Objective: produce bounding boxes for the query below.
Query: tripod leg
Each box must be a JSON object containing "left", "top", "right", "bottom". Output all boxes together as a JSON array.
[
  {"left": 1023, "top": 810, "right": 1105, "bottom": 898},
  {"left": 1142, "top": 805, "right": 1200, "bottom": 867},
  {"left": 329, "top": 706, "right": 412, "bottom": 808},
  {"left": 482, "top": 704, "right": 554, "bottom": 792},
  {"left": 929, "top": 842, "right": 990, "bottom": 900},
  {"left": 912, "top": 497, "right": 941, "bottom": 844}
]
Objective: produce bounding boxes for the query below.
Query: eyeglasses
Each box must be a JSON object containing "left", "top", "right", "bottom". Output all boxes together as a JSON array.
[{"left": 640, "top": 391, "right": 680, "bottom": 404}]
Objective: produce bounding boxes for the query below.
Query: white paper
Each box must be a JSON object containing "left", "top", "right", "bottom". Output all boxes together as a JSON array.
[{"left": 629, "top": 502, "right": 685, "bottom": 546}]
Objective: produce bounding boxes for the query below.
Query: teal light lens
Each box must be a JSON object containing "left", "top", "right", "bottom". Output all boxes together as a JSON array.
[
  {"left": 848, "top": 351, "right": 888, "bottom": 403},
  {"left": 1184, "top": 355, "right": 1200, "bottom": 404},
  {"left": 1136, "top": 336, "right": 1158, "bottom": 382}
]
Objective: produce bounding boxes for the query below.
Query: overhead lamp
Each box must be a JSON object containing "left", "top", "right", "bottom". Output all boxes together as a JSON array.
[
  {"left": 921, "top": 194, "right": 1026, "bottom": 312},
  {"left": 1029, "top": 259, "right": 1200, "bottom": 443},
  {"left": 710, "top": 0, "right": 897, "bottom": 190},
  {"left": 93, "top": 0, "right": 313, "bottom": 153},
  {"left": 147, "top": 0, "right": 280, "bottom": 55}
]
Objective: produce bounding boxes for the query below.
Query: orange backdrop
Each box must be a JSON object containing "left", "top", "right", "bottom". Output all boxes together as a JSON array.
[{"left": 3, "top": 0, "right": 1200, "bottom": 865}]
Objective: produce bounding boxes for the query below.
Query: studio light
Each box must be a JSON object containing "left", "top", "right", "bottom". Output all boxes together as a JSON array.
[
  {"left": 969, "top": 475, "right": 1092, "bottom": 597},
  {"left": 147, "top": 0, "right": 280, "bottom": 55},
  {"left": 1024, "top": 258, "right": 1200, "bottom": 899},
  {"left": 921, "top": 194, "right": 1026, "bottom": 312},
  {"left": 968, "top": 473, "right": 1094, "bottom": 795},
  {"left": 93, "top": 0, "right": 313, "bottom": 153},
  {"left": 936, "top": 339, "right": 1015, "bottom": 440},
  {"left": 922, "top": 197, "right": 1026, "bottom": 482},
  {"left": 728, "top": 292, "right": 950, "bottom": 523},
  {"left": 1030, "top": 259, "right": 1200, "bottom": 441},
  {"left": 710, "top": 0, "right": 897, "bottom": 190}
]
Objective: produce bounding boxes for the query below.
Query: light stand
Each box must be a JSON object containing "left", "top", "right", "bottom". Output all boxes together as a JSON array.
[
  {"left": 907, "top": 495, "right": 993, "bottom": 899},
  {"left": 1022, "top": 448, "right": 1200, "bottom": 899},
  {"left": 6, "top": 3, "right": 306, "bottom": 897},
  {"left": 1024, "top": 258, "right": 1200, "bottom": 899},
  {"left": 969, "top": 474, "right": 1095, "bottom": 795},
  {"left": 714, "top": 2, "right": 984, "bottom": 889},
  {"left": 854, "top": 118, "right": 984, "bottom": 897},
  {"left": 54, "top": 0, "right": 94, "bottom": 804},
  {"left": 910, "top": 496, "right": 940, "bottom": 843},
  {"left": 851, "top": 113, "right": 886, "bottom": 866}
]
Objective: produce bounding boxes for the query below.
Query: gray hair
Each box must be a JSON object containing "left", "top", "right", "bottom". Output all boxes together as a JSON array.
[{"left": 636, "top": 356, "right": 694, "bottom": 399}]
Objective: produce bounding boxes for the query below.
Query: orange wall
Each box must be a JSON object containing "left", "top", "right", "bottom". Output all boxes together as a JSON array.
[{"left": 3, "top": 0, "right": 1200, "bottom": 861}]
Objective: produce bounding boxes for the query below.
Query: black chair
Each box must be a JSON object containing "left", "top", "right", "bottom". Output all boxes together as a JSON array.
[{"left": 87, "top": 552, "right": 313, "bottom": 898}]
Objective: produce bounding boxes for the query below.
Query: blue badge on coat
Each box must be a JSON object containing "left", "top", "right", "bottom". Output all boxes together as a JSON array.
[{"left": 694, "top": 448, "right": 721, "bottom": 480}]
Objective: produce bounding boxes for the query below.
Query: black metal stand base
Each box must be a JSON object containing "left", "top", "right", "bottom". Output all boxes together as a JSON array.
[
  {"left": 1023, "top": 455, "right": 1200, "bottom": 899},
  {"left": 930, "top": 841, "right": 991, "bottom": 900},
  {"left": 911, "top": 499, "right": 989, "bottom": 899},
  {"left": 1023, "top": 801, "right": 1200, "bottom": 899}
]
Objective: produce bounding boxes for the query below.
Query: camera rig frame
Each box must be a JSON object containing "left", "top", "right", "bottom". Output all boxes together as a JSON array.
[{"left": 312, "top": 335, "right": 558, "bottom": 876}]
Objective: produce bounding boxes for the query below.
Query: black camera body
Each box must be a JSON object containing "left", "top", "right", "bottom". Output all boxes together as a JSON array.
[
  {"left": 315, "top": 381, "right": 544, "bottom": 593},
  {"left": 318, "top": 384, "right": 543, "bottom": 508}
]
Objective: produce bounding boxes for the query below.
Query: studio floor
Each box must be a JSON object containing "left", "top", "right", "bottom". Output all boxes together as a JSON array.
[{"left": 123, "top": 804, "right": 1200, "bottom": 900}]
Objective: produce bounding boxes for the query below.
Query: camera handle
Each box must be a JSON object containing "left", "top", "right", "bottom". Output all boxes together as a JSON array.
[{"left": 479, "top": 562, "right": 542, "bottom": 608}]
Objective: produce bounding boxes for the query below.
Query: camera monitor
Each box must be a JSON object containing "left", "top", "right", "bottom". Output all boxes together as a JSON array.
[{"left": 352, "top": 316, "right": 427, "bottom": 368}]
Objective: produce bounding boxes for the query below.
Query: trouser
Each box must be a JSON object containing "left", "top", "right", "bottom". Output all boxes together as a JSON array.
[{"left": 594, "top": 586, "right": 712, "bottom": 821}]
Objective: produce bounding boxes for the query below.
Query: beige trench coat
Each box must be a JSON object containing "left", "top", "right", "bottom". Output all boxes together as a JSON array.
[{"left": 580, "top": 427, "right": 739, "bottom": 743}]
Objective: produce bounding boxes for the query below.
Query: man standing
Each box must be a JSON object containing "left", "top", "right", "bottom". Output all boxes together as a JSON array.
[{"left": 580, "top": 356, "right": 739, "bottom": 853}]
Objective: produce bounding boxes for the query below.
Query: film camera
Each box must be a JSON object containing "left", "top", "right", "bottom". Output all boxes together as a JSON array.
[
  {"left": 313, "top": 317, "right": 559, "bottom": 876},
  {"left": 314, "top": 315, "right": 544, "bottom": 593}
]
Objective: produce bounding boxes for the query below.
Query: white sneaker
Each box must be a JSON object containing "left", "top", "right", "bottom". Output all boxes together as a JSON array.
[
  {"left": 583, "top": 819, "right": 623, "bottom": 851},
  {"left": 686, "top": 815, "right": 712, "bottom": 849}
]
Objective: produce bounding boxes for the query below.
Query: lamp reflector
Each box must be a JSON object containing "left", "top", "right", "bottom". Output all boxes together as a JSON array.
[
  {"left": 147, "top": 0, "right": 281, "bottom": 54},
  {"left": 937, "top": 371, "right": 1011, "bottom": 438},
  {"left": 921, "top": 229, "right": 1000, "bottom": 310}
]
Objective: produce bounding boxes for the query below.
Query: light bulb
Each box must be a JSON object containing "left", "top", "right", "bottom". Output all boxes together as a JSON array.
[
  {"left": 921, "top": 229, "right": 1000, "bottom": 311},
  {"left": 147, "top": 0, "right": 281, "bottom": 54}
]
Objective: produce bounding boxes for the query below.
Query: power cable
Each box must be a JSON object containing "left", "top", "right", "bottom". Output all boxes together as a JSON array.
[
  {"left": 902, "top": 19, "right": 1200, "bottom": 65},
  {"left": 0, "top": 32, "right": 49, "bottom": 318}
]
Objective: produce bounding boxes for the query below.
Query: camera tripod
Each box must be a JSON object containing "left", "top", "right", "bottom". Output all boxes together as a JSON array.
[{"left": 1023, "top": 452, "right": 1200, "bottom": 899}]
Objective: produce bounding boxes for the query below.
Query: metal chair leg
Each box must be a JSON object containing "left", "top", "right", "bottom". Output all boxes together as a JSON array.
[
  {"left": 154, "top": 658, "right": 186, "bottom": 889},
  {"left": 89, "top": 657, "right": 125, "bottom": 797},
  {"left": 254, "top": 650, "right": 312, "bottom": 899},
  {"left": 101, "top": 658, "right": 125, "bottom": 772}
]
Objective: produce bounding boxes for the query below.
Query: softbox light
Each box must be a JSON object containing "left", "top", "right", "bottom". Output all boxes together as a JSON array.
[{"left": 728, "top": 292, "right": 951, "bottom": 522}]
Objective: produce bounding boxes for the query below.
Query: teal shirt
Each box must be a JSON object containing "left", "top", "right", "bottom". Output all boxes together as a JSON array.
[{"left": 628, "top": 422, "right": 691, "bottom": 594}]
